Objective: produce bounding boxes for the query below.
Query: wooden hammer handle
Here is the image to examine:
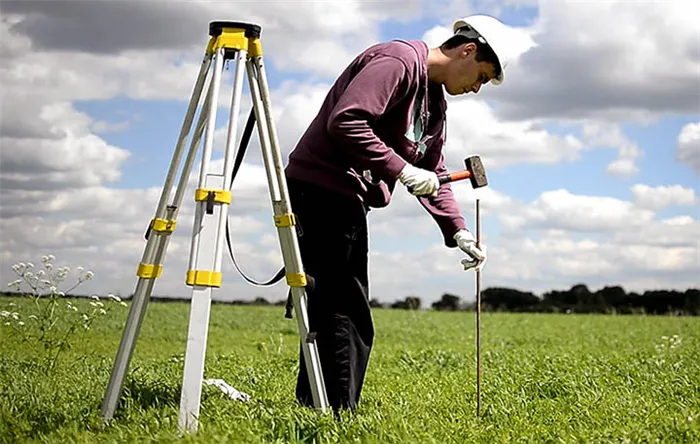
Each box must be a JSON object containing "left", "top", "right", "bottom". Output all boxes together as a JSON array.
[{"left": 438, "top": 169, "right": 472, "bottom": 184}]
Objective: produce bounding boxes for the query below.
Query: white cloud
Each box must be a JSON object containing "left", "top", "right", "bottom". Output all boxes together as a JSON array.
[
  {"left": 580, "top": 122, "right": 642, "bottom": 177},
  {"left": 631, "top": 184, "right": 697, "bottom": 211},
  {"left": 432, "top": 189, "right": 698, "bottom": 296},
  {"left": 488, "top": 186, "right": 699, "bottom": 291},
  {"left": 499, "top": 188, "right": 657, "bottom": 232},
  {"left": 483, "top": 0, "right": 700, "bottom": 122},
  {"left": 677, "top": 121, "right": 700, "bottom": 174},
  {"left": 441, "top": 98, "right": 586, "bottom": 170},
  {"left": 0, "top": 0, "right": 404, "bottom": 80},
  {"left": 0, "top": 102, "right": 130, "bottom": 191}
]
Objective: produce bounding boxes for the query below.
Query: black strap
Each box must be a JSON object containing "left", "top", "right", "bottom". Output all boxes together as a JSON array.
[
  {"left": 224, "top": 108, "right": 286, "bottom": 287},
  {"left": 223, "top": 108, "right": 317, "bottom": 320}
]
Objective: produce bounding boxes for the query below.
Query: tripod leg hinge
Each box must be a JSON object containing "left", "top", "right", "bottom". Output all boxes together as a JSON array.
[
  {"left": 286, "top": 272, "right": 307, "bottom": 287},
  {"left": 186, "top": 270, "right": 222, "bottom": 288},
  {"left": 248, "top": 38, "right": 262, "bottom": 57},
  {"left": 137, "top": 263, "right": 163, "bottom": 279},
  {"left": 274, "top": 213, "right": 296, "bottom": 227}
]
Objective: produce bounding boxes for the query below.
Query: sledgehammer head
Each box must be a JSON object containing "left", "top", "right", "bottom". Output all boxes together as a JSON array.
[
  {"left": 438, "top": 155, "right": 488, "bottom": 189},
  {"left": 465, "top": 155, "right": 488, "bottom": 188}
]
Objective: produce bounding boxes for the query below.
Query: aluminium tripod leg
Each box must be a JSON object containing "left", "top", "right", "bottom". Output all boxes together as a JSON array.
[
  {"left": 247, "top": 50, "right": 330, "bottom": 412},
  {"left": 177, "top": 22, "right": 329, "bottom": 433},
  {"left": 100, "top": 53, "right": 214, "bottom": 421},
  {"left": 178, "top": 43, "right": 247, "bottom": 432}
]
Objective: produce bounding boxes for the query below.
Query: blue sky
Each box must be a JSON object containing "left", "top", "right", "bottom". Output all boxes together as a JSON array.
[{"left": 1, "top": 0, "right": 698, "bottom": 304}]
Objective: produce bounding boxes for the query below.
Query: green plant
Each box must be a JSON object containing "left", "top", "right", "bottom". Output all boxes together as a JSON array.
[{"left": 1, "top": 254, "right": 126, "bottom": 372}]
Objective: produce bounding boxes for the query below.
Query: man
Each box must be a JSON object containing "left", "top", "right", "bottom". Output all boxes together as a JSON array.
[{"left": 284, "top": 14, "right": 519, "bottom": 412}]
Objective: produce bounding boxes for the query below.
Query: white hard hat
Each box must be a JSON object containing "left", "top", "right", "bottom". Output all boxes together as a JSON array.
[{"left": 452, "top": 14, "right": 515, "bottom": 85}]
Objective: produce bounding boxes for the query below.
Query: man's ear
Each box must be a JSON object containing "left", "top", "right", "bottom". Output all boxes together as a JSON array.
[{"left": 461, "top": 42, "right": 478, "bottom": 59}]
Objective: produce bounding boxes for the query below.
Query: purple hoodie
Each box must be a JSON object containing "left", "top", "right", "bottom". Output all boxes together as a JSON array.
[{"left": 285, "top": 39, "right": 466, "bottom": 247}]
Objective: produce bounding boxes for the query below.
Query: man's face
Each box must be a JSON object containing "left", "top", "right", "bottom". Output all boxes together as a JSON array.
[{"left": 444, "top": 43, "right": 497, "bottom": 96}]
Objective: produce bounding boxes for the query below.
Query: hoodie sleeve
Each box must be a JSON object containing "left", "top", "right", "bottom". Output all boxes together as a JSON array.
[
  {"left": 416, "top": 135, "right": 467, "bottom": 248},
  {"left": 326, "top": 55, "right": 410, "bottom": 182}
]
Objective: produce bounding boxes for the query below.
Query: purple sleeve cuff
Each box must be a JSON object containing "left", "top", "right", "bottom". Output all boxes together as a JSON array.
[{"left": 417, "top": 151, "right": 467, "bottom": 247}]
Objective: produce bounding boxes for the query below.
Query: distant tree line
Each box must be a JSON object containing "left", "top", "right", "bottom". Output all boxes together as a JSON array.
[
  {"left": 380, "top": 284, "right": 699, "bottom": 316},
  {"left": 2, "top": 284, "right": 698, "bottom": 316},
  {"left": 156, "top": 284, "right": 700, "bottom": 316}
]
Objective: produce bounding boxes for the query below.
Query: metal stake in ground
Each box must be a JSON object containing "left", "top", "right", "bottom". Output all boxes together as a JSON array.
[{"left": 476, "top": 198, "right": 482, "bottom": 417}]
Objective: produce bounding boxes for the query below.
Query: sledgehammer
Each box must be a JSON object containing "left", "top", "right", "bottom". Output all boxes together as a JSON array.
[
  {"left": 408, "top": 155, "right": 488, "bottom": 194},
  {"left": 439, "top": 155, "right": 488, "bottom": 188}
]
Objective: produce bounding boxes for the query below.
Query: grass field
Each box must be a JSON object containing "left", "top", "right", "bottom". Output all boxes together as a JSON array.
[{"left": 1, "top": 296, "right": 699, "bottom": 444}]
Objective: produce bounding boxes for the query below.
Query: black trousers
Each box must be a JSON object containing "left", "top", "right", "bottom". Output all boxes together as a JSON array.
[{"left": 286, "top": 178, "right": 374, "bottom": 412}]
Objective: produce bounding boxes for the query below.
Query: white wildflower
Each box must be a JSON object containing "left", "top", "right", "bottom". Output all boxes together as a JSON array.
[
  {"left": 99, "top": 309, "right": 106, "bottom": 315},
  {"left": 18, "top": 321, "right": 24, "bottom": 326},
  {"left": 85, "top": 271, "right": 94, "bottom": 280}
]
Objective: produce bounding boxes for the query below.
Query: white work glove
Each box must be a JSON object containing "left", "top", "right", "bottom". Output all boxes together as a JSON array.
[
  {"left": 454, "top": 229, "right": 487, "bottom": 271},
  {"left": 397, "top": 163, "right": 439, "bottom": 197}
]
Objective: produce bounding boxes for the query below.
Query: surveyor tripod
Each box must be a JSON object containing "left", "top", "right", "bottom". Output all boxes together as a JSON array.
[{"left": 100, "top": 21, "right": 329, "bottom": 432}]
